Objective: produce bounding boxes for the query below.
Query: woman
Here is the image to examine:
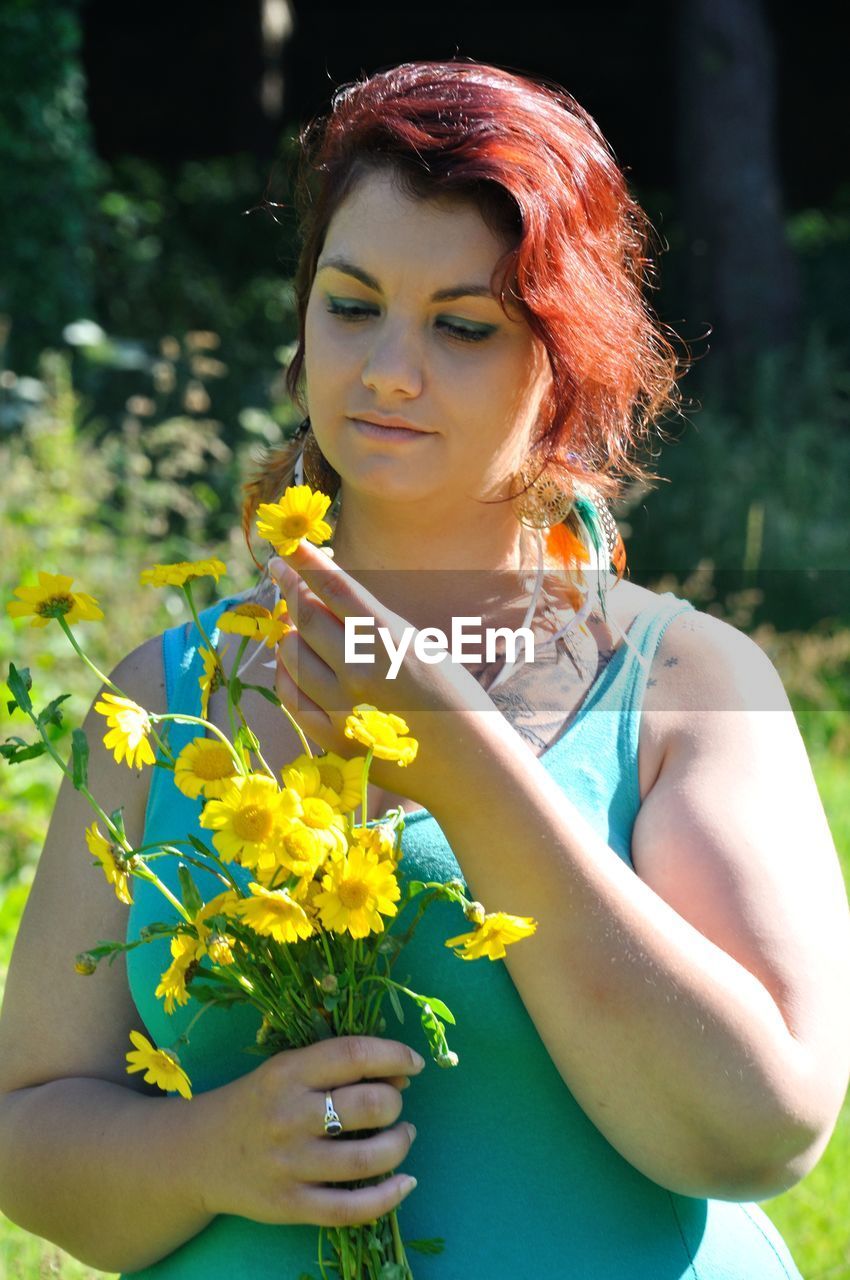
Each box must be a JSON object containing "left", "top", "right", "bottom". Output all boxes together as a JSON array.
[{"left": 1, "top": 60, "right": 848, "bottom": 1279}]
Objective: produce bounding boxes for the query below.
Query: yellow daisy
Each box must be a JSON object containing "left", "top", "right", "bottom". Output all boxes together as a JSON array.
[
  {"left": 85, "top": 821, "right": 134, "bottom": 905},
  {"left": 6, "top": 572, "right": 104, "bottom": 628},
  {"left": 292, "top": 873, "right": 324, "bottom": 922},
  {"left": 139, "top": 559, "right": 227, "bottom": 589},
  {"left": 350, "top": 823, "right": 399, "bottom": 865},
  {"left": 234, "top": 882, "right": 316, "bottom": 944},
  {"left": 126, "top": 1030, "right": 192, "bottom": 1099},
  {"left": 316, "top": 751, "right": 369, "bottom": 813},
  {"left": 206, "top": 932, "right": 236, "bottom": 965},
  {"left": 272, "top": 820, "right": 328, "bottom": 882},
  {"left": 155, "top": 933, "right": 199, "bottom": 1014},
  {"left": 199, "top": 774, "right": 300, "bottom": 868},
  {"left": 344, "top": 704, "right": 419, "bottom": 766},
  {"left": 174, "top": 736, "right": 238, "bottom": 799},
  {"left": 255, "top": 484, "right": 333, "bottom": 556},
  {"left": 218, "top": 600, "right": 291, "bottom": 648},
  {"left": 444, "top": 911, "right": 538, "bottom": 962},
  {"left": 193, "top": 890, "right": 242, "bottom": 955},
  {"left": 198, "top": 644, "right": 228, "bottom": 721},
  {"left": 314, "top": 843, "right": 400, "bottom": 939},
  {"left": 285, "top": 751, "right": 366, "bottom": 814},
  {"left": 194, "top": 889, "right": 242, "bottom": 935},
  {"left": 94, "top": 692, "right": 156, "bottom": 769}
]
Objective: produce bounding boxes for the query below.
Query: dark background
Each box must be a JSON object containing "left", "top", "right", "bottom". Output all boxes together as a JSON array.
[
  {"left": 80, "top": 0, "right": 845, "bottom": 211},
  {"left": 2, "top": 0, "right": 849, "bottom": 633}
]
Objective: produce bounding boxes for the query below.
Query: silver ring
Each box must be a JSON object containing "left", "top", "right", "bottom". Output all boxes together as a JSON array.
[{"left": 323, "top": 1091, "right": 343, "bottom": 1137}]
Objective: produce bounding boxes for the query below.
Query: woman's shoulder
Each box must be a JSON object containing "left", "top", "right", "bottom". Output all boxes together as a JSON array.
[
  {"left": 643, "top": 595, "right": 791, "bottom": 725},
  {"left": 111, "top": 630, "right": 169, "bottom": 717}
]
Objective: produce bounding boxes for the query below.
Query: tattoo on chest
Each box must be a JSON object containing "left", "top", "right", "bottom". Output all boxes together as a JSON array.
[{"left": 486, "top": 627, "right": 619, "bottom": 755}]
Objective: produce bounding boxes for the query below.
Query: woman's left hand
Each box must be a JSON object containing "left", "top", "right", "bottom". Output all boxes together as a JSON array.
[{"left": 268, "top": 542, "right": 495, "bottom": 807}]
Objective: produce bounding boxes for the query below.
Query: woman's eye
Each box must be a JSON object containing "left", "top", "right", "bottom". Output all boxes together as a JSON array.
[
  {"left": 325, "top": 298, "right": 496, "bottom": 344},
  {"left": 436, "top": 318, "right": 496, "bottom": 344},
  {"left": 326, "top": 300, "right": 378, "bottom": 321}
]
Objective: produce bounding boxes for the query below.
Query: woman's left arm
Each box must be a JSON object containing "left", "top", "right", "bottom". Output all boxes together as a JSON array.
[
  {"left": 428, "top": 608, "right": 850, "bottom": 1201},
  {"left": 270, "top": 547, "right": 850, "bottom": 1201}
]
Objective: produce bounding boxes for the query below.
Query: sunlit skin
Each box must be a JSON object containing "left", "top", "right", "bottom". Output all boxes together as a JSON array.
[
  {"left": 274, "top": 168, "right": 581, "bottom": 797},
  {"left": 303, "top": 167, "right": 553, "bottom": 578}
]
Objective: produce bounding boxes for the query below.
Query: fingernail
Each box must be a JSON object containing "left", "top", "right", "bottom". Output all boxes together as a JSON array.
[
  {"left": 399, "top": 1076, "right": 411, "bottom": 1090},
  {"left": 411, "top": 1052, "right": 426, "bottom": 1069},
  {"left": 400, "top": 1176, "right": 417, "bottom": 1196}
]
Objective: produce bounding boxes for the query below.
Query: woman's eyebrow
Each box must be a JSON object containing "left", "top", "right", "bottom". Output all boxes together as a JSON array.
[{"left": 316, "top": 255, "right": 496, "bottom": 302}]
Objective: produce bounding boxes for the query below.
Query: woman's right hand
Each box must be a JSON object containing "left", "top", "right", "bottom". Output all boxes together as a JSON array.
[{"left": 188, "top": 1035, "right": 424, "bottom": 1228}]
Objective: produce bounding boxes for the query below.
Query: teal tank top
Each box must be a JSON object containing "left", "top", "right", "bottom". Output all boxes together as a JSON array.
[{"left": 124, "top": 592, "right": 804, "bottom": 1279}]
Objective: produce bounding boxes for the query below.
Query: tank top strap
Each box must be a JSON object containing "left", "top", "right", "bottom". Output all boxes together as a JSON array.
[
  {"left": 590, "top": 590, "right": 696, "bottom": 720},
  {"left": 161, "top": 596, "right": 242, "bottom": 712},
  {"left": 148, "top": 596, "right": 244, "bottom": 798}
]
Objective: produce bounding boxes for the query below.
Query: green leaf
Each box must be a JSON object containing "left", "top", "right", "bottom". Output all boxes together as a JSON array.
[
  {"left": 409, "top": 988, "right": 455, "bottom": 1029},
  {"left": 387, "top": 981, "right": 405, "bottom": 1025},
  {"left": 177, "top": 864, "right": 203, "bottom": 916},
  {"left": 71, "top": 727, "right": 89, "bottom": 790},
  {"left": 109, "top": 807, "right": 127, "bottom": 844},
  {"left": 417, "top": 995, "right": 455, "bottom": 1025},
  {"left": 139, "top": 921, "right": 185, "bottom": 941},
  {"left": 187, "top": 834, "right": 218, "bottom": 860},
  {"left": 240, "top": 682, "right": 283, "bottom": 708},
  {"left": 188, "top": 983, "right": 248, "bottom": 1005},
  {"left": 309, "top": 1009, "right": 333, "bottom": 1040},
  {"left": 230, "top": 676, "right": 244, "bottom": 702},
  {"left": 234, "top": 724, "right": 260, "bottom": 756},
  {"left": 0, "top": 738, "right": 47, "bottom": 764},
  {"left": 378, "top": 1264, "right": 406, "bottom": 1280},
  {"left": 36, "top": 692, "right": 71, "bottom": 730},
  {"left": 406, "top": 1238, "right": 446, "bottom": 1255},
  {"left": 7, "top": 664, "right": 33, "bottom": 715}
]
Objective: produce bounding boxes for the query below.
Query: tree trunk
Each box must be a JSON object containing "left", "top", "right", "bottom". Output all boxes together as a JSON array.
[{"left": 674, "top": 0, "right": 801, "bottom": 401}]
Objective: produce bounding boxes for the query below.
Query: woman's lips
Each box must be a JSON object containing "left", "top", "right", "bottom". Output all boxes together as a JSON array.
[{"left": 350, "top": 417, "right": 433, "bottom": 441}]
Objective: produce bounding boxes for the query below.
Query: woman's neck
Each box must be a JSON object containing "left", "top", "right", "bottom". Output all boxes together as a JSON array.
[{"left": 324, "top": 488, "right": 538, "bottom": 634}]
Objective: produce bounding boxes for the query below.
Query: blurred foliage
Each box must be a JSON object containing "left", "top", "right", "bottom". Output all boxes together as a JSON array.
[
  {"left": 0, "top": 347, "right": 278, "bottom": 889},
  {"left": 619, "top": 326, "right": 850, "bottom": 630},
  {"left": 78, "top": 147, "right": 303, "bottom": 432},
  {"left": 0, "top": 0, "right": 103, "bottom": 373}
]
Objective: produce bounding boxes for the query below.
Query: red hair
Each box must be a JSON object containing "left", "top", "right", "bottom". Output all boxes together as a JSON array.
[{"left": 243, "top": 59, "right": 686, "bottom": 568}]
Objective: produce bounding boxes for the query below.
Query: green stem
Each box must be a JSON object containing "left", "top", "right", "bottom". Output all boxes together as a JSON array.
[
  {"left": 390, "top": 1208, "right": 411, "bottom": 1276},
  {"left": 182, "top": 580, "right": 217, "bottom": 658},
  {"left": 56, "top": 617, "right": 174, "bottom": 762},
  {"left": 152, "top": 712, "right": 246, "bottom": 775},
  {"left": 317, "top": 1226, "right": 331, "bottom": 1280},
  {"left": 277, "top": 697, "right": 313, "bottom": 760},
  {"left": 132, "top": 862, "right": 192, "bottom": 923},
  {"left": 360, "top": 747, "right": 374, "bottom": 825},
  {"left": 226, "top": 637, "right": 250, "bottom": 750}
]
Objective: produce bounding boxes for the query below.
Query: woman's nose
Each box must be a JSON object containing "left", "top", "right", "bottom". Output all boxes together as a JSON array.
[{"left": 360, "top": 322, "right": 423, "bottom": 399}]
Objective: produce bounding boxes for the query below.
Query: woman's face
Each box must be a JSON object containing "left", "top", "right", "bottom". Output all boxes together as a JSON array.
[{"left": 303, "top": 168, "right": 551, "bottom": 511}]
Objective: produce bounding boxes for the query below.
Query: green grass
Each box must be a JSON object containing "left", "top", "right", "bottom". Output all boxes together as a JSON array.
[{"left": 1, "top": 751, "right": 848, "bottom": 1279}]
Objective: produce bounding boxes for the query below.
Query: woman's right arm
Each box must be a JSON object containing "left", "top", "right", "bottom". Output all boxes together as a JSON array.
[{"left": 0, "top": 635, "right": 421, "bottom": 1275}]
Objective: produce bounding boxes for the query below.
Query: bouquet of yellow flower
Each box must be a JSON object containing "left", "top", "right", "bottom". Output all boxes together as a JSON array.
[{"left": 4, "top": 485, "right": 537, "bottom": 1280}]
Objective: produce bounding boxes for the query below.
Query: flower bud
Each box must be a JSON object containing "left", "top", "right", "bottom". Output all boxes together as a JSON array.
[
  {"left": 464, "top": 901, "right": 486, "bottom": 925},
  {"left": 320, "top": 972, "right": 338, "bottom": 994},
  {"left": 436, "top": 1050, "right": 459, "bottom": 1068},
  {"left": 207, "top": 933, "right": 234, "bottom": 966},
  {"left": 445, "top": 878, "right": 466, "bottom": 894},
  {"left": 74, "top": 952, "right": 97, "bottom": 975}
]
